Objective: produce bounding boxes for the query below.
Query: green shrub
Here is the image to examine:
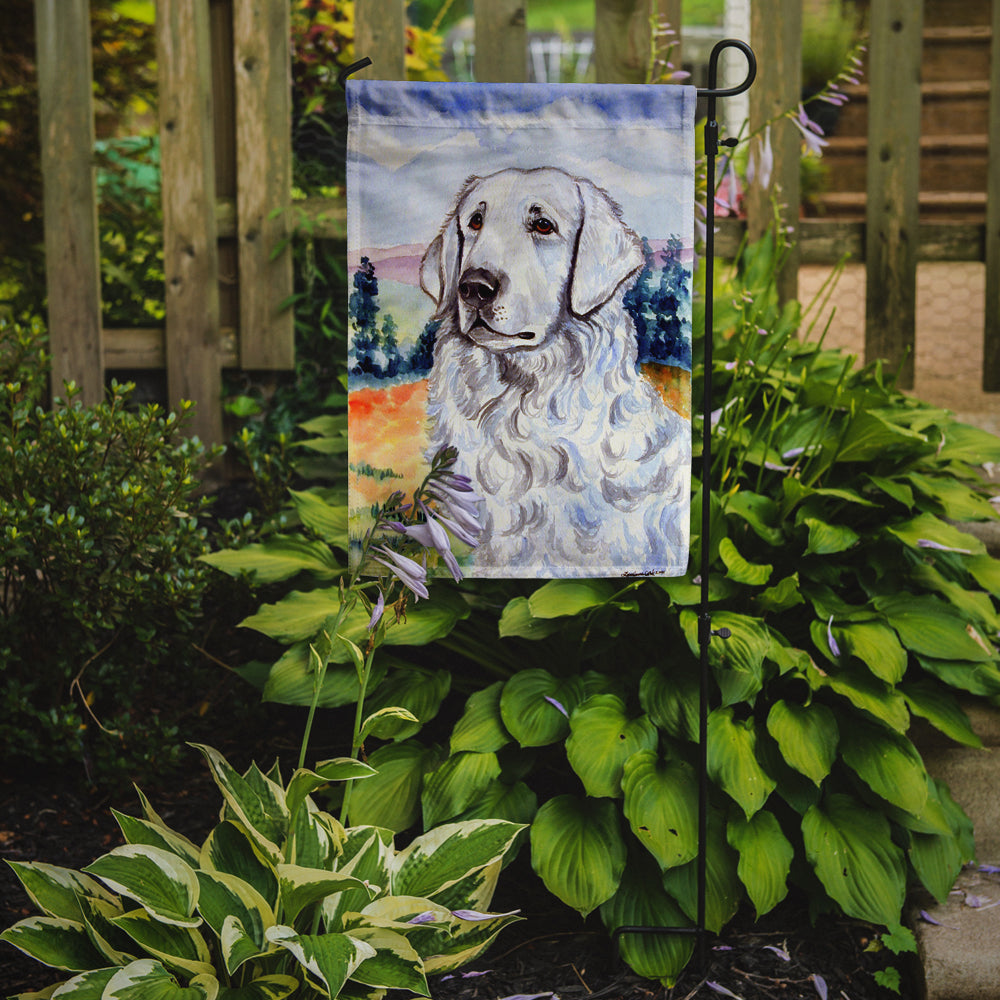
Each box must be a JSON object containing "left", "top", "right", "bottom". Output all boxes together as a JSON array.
[
  {"left": 1, "top": 743, "right": 524, "bottom": 998},
  {"left": 0, "top": 317, "right": 220, "bottom": 783}
]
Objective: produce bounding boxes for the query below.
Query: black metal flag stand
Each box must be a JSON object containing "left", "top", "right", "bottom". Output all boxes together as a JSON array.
[{"left": 340, "top": 38, "right": 758, "bottom": 974}]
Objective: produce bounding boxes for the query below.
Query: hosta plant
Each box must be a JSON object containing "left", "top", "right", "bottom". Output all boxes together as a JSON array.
[
  {"left": 1, "top": 744, "right": 523, "bottom": 999},
  {"left": 342, "top": 233, "right": 1000, "bottom": 984}
]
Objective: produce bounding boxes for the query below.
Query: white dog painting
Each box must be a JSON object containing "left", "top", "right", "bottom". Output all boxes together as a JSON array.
[
  {"left": 346, "top": 80, "right": 696, "bottom": 578},
  {"left": 420, "top": 168, "right": 690, "bottom": 576}
]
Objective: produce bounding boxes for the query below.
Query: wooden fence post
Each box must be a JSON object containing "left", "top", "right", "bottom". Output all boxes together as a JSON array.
[
  {"left": 474, "top": 0, "right": 527, "bottom": 83},
  {"left": 594, "top": 0, "right": 676, "bottom": 84},
  {"left": 864, "top": 0, "right": 923, "bottom": 389},
  {"left": 34, "top": 0, "right": 104, "bottom": 405},
  {"left": 354, "top": 0, "right": 407, "bottom": 80},
  {"left": 233, "top": 0, "right": 294, "bottom": 370},
  {"left": 157, "top": 0, "right": 223, "bottom": 445},
  {"left": 746, "top": 0, "right": 801, "bottom": 305},
  {"left": 983, "top": 0, "right": 1000, "bottom": 390}
]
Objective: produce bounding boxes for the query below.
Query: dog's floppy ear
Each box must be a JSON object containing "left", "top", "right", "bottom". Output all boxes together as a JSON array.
[
  {"left": 570, "top": 177, "right": 644, "bottom": 317},
  {"left": 420, "top": 177, "right": 477, "bottom": 318}
]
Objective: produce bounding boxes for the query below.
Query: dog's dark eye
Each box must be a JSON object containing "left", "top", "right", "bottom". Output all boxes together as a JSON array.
[
  {"left": 468, "top": 211, "right": 484, "bottom": 231},
  {"left": 530, "top": 217, "right": 557, "bottom": 235}
]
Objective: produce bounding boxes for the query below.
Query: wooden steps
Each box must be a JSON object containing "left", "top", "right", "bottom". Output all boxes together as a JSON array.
[{"left": 813, "top": 9, "right": 992, "bottom": 222}]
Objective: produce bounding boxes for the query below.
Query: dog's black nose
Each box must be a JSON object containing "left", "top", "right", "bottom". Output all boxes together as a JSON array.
[{"left": 458, "top": 268, "right": 500, "bottom": 307}]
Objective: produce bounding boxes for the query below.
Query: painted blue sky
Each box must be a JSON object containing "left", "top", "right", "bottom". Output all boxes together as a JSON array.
[{"left": 347, "top": 81, "right": 696, "bottom": 254}]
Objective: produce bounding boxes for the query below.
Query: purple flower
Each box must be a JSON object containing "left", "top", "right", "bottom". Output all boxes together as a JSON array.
[
  {"left": 367, "top": 589, "right": 385, "bottom": 631},
  {"left": 763, "top": 944, "right": 790, "bottom": 961},
  {"left": 544, "top": 695, "right": 569, "bottom": 718},
  {"left": 372, "top": 545, "right": 429, "bottom": 600},
  {"left": 812, "top": 974, "right": 828, "bottom": 1000},
  {"left": 451, "top": 908, "right": 520, "bottom": 921},
  {"left": 917, "top": 538, "right": 973, "bottom": 555},
  {"left": 791, "top": 104, "right": 829, "bottom": 156},
  {"left": 407, "top": 911, "right": 438, "bottom": 925},
  {"left": 393, "top": 502, "right": 464, "bottom": 582},
  {"left": 747, "top": 125, "right": 774, "bottom": 191},
  {"left": 706, "top": 983, "right": 742, "bottom": 999},
  {"left": 827, "top": 616, "right": 841, "bottom": 658}
]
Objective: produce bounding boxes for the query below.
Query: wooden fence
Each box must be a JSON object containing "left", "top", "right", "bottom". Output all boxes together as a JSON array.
[{"left": 33, "top": 0, "right": 1000, "bottom": 445}]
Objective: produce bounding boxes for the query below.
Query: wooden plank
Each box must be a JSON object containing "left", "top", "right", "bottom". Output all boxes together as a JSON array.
[
  {"left": 354, "top": 0, "right": 406, "bottom": 81},
  {"left": 983, "top": 0, "right": 1000, "bottom": 390},
  {"left": 746, "top": 0, "right": 801, "bottom": 304},
  {"left": 716, "top": 217, "right": 986, "bottom": 264},
  {"left": 594, "top": 0, "right": 656, "bottom": 84},
  {"left": 34, "top": 0, "right": 103, "bottom": 404},
  {"left": 157, "top": 0, "right": 223, "bottom": 444},
  {"left": 864, "top": 0, "right": 923, "bottom": 389},
  {"left": 103, "top": 328, "right": 238, "bottom": 369},
  {"left": 474, "top": 0, "right": 527, "bottom": 82},
  {"left": 233, "top": 0, "right": 294, "bottom": 369}
]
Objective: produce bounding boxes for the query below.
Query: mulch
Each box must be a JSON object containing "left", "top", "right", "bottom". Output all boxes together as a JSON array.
[{"left": 1, "top": 741, "right": 913, "bottom": 1000}]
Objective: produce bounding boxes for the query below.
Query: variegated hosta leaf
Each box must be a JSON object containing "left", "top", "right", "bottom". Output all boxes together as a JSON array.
[
  {"left": 112, "top": 811, "right": 202, "bottom": 868},
  {"left": 288, "top": 802, "right": 343, "bottom": 870},
  {"left": 4, "top": 861, "right": 118, "bottom": 922},
  {"left": 802, "top": 793, "right": 906, "bottom": 926},
  {"left": 765, "top": 700, "right": 838, "bottom": 786},
  {"left": 499, "top": 669, "right": 585, "bottom": 747},
  {"left": 265, "top": 926, "right": 375, "bottom": 998},
  {"left": 191, "top": 745, "right": 288, "bottom": 863},
  {"left": 44, "top": 966, "right": 118, "bottom": 997},
  {"left": 424, "top": 859, "right": 501, "bottom": 916},
  {"left": 529, "top": 795, "right": 626, "bottom": 917},
  {"left": 323, "top": 829, "right": 393, "bottom": 931},
  {"left": 661, "top": 811, "right": 742, "bottom": 934},
  {"left": 214, "top": 974, "right": 299, "bottom": 1000},
  {"left": 345, "top": 926, "right": 429, "bottom": 995},
  {"left": 285, "top": 760, "right": 375, "bottom": 824},
  {"left": 0, "top": 916, "right": 107, "bottom": 971},
  {"left": 110, "top": 908, "right": 214, "bottom": 979},
  {"left": 102, "top": 958, "right": 218, "bottom": 999},
  {"left": 599, "top": 853, "right": 694, "bottom": 987},
  {"left": 391, "top": 820, "right": 524, "bottom": 901},
  {"left": 727, "top": 810, "right": 793, "bottom": 918},
  {"left": 195, "top": 871, "right": 274, "bottom": 974},
  {"left": 200, "top": 822, "right": 278, "bottom": 910},
  {"left": 621, "top": 751, "right": 699, "bottom": 871},
  {"left": 421, "top": 751, "right": 502, "bottom": 829},
  {"left": 450, "top": 681, "right": 511, "bottom": 754},
  {"left": 277, "top": 865, "right": 376, "bottom": 925},
  {"left": 77, "top": 894, "right": 136, "bottom": 966},
  {"left": 83, "top": 846, "right": 200, "bottom": 928},
  {"left": 707, "top": 707, "right": 776, "bottom": 818},
  {"left": 565, "top": 695, "right": 658, "bottom": 799}
]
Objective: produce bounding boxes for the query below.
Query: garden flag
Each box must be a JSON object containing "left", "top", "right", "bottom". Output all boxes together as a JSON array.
[{"left": 347, "top": 81, "right": 696, "bottom": 579}]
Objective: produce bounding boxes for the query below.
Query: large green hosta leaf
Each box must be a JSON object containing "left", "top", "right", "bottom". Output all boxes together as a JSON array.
[
  {"left": 727, "top": 810, "right": 793, "bottom": 918},
  {"left": 566, "top": 695, "right": 658, "bottom": 798},
  {"left": 831, "top": 621, "right": 907, "bottom": 684},
  {"left": 900, "top": 680, "right": 982, "bottom": 748},
  {"left": 621, "top": 752, "right": 699, "bottom": 871},
  {"left": 200, "top": 535, "right": 341, "bottom": 584},
  {"left": 639, "top": 663, "right": 699, "bottom": 743},
  {"left": 450, "top": 681, "right": 511, "bottom": 754},
  {"left": 499, "top": 670, "right": 585, "bottom": 747},
  {"left": 838, "top": 718, "right": 929, "bottom": 817},
  {"left": 526, "top": 579, "right": 619, "bottom": 618},
  {"left": 600, "top": 853, "right": 694, "bottom": 987},
  {"left": 874, "top": 594, "right": 996, "bottom": 663},
  {"left": 346, "top": 740, "right": 442, "bottom": 832},
  {"left": 886, "top": 512, "right": 985, "bottom": 557},
  {"left": 707, "top": 708, "right": 775, "bottom": 818},
  {"left": 660, "top": 810, "right": 741, "bottom": 934},
  {"left": 421, "top": 751, "right": 502, "bottom": 828},
  {"left": 680, "top": 611, "right": 771, "bottom": 706},
  {"left": 362, "top": 667, "right": 451, "bottom": 741},
  {"left": 530, "top": 795, "right": 627, "bottom": 917},
  {"left": 802, "top": 793, "right": 906, "bottom": 926},
  {"left": 765, "top": 700, "right": 838, "bottom": 786}
]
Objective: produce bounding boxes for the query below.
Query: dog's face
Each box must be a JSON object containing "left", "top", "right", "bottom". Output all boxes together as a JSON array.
[{"left": 421, "top": 168, "right": 643, "bottom": 353}]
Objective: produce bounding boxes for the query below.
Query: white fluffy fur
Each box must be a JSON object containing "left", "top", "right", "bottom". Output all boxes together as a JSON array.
[{"left": 420, "top": 167, "right": 690, "bottom": 576}]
